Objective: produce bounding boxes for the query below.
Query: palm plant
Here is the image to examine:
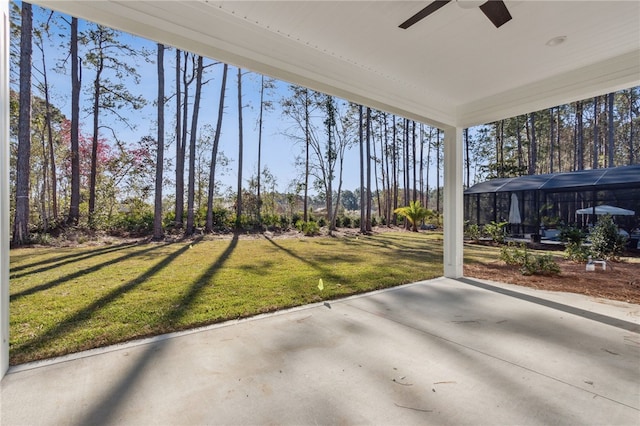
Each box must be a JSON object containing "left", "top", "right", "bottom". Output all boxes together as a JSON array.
[{"left": 394, "top": 200, "right": 432, "bottom": 232}]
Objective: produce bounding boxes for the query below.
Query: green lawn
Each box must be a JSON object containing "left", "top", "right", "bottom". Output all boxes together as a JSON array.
[{"left": 9, "top": 231, "right": 445, "bottom": 365}]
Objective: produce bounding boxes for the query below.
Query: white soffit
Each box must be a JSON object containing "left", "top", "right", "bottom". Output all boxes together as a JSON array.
[{"left": 30, "top": 1, "right": 640, "bottom": 128}]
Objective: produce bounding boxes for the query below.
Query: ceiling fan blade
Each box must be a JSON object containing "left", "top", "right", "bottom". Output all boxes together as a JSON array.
[
  {"left": 399, "top": 0, "right": 451, "bottom": 29},
  {"left": 479, "top": 1, "right": 512, "bottom": 28}
]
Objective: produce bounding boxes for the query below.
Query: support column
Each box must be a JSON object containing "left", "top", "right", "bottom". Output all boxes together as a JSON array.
[
  {"left": 443, "top": 126, "right": 464, "bottom": 278},
  {"left": 1, "top": 0, "right": 10, "bottom": 379}
]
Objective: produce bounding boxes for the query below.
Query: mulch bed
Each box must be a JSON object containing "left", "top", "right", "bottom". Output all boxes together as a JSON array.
[{"left": 465, "top": 257, "right": 640, "bottom": 305}]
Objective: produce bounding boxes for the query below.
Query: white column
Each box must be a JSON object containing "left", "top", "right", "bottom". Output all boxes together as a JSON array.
[
  {"left": 443, "top": 126, "right": 464, "bottom": 278},
  {"left": 1, "top": 0, "right": 10, "bottom": 379}
]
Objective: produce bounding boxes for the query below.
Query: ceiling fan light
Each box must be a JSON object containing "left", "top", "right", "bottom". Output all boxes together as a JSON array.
[{"left": 456, "top": 0, "right": 485, "bottom": 10}]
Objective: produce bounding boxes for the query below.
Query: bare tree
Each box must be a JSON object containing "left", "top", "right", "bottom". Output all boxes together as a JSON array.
[
  {"left": 186, "top": 55, "right": 204, "bottom": 235},
  {"left": 33, "top": 10, "right": 57, "bottom": 223},
  {"left": 206, "top": 63, "right": 228, "bottom": 232}
]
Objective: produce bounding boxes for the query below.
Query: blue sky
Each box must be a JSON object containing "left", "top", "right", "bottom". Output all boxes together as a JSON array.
[{"left": 19, "top": 2, "right": 443, "bottom": 198}]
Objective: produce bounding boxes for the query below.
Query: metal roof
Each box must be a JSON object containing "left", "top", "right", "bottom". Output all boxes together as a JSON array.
[{"left": 464, "top": 164, "right": 640, "bottom": 194}]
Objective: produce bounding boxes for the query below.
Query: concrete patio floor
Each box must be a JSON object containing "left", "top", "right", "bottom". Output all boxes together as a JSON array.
[{"left": 1, "top": 277, "right": 639, "bottom": 425}]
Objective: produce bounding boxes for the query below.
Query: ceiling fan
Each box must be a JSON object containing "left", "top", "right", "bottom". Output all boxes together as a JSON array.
[{"left": 399, "top": 0, "right": 512, "bottom": 29}]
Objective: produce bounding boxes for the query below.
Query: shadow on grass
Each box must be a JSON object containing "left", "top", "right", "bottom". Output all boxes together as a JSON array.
[
  {"left": 9, "top": 241, "right": 141, "bottom": 279},
  {"left": 10, "top": 242, "right": 166, "bottom": 301},
  {"left": 76, "top": 236, "right": 239, "bottom": 425},
  {"left": 264, "top": 236, "right": 347, "bottom": 284},
  {"left": 11, "top": 238, "right": 203, "bottom": 363},
  {"left": 162, "top": 235, "right": 238, "bottom": 325}
]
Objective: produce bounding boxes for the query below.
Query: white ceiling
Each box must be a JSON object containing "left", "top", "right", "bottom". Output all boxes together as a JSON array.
[{"left": 31, "top": 1, "right": 640, "bottom": 128}]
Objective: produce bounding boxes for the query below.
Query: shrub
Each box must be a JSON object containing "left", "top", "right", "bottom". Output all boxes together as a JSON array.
[
  {"left": 262, "top": 214, "right": 281, "bottom": 230},
  {"left": 560, "top": 225, "right": 589, "bottom": 262},
  {"left": 291, "top": 212, "right": 302, "bottom": 226},
  {"left": 210, "top": 207, "right": 232, "bottom": 229},
  {"left": 109, "top": 211, "right": 154, "bottom": 236},
  {"left": 318, "top": 218, "right": 327, "bottom": 228},
  {"left": 394, "top": 200, "right": 431, "bottom": 232},
  {"left": 341, "top": 216, "right": 352, "bottom": 228},
  {"left": 483, "top": 221, "right": 508, "bottom": 244},
  {"left": 589, "top": 214, "right": 627, "bottom": 260},
  {"left": 500, "top": 242, "right": 560, "bottom": 276},
  {"left": 30, "top": 232, "right": 50, "bottom": 245},
  {"left": 500, "top": 242, "right": 527, "bottom": 266},
  {"left": 232, "top": 214, "right": 255, "bottom": 230},
  {"left": 295, "top": 220, "right": 320, "bottom": 236},
  {"left": 465, "top": 222, "right": 482, "bottom": 242},
  {"left": 279, "top": 215, "right": 290, "bottom": 230}
]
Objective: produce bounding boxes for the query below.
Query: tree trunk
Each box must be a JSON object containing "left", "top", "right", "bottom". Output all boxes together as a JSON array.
[
  {"left": 206, "top": 64, "right": 228, "bottom": 232},
  {"left": 528, "top": 113, "right": 537, "bottom": 175},
  {"left": 607, "top": 92, "right": 614, "bottom": 167},
  {"left": 174, "top": 49, "right": 183, "bottom": 227},
  {"left": 326, "top": 96, "right": 335, "bottom": 232},
  {"left": 412, "top": 121, "right": 417, "bottom": 202},
  {"left": 426, "top": 127, "right": 432, "bottom": 210},
  {"left": 13, "top": 2, "right": 32, "bottom": 245},
  {"left": 186, "top": 55, "right": 204, "bottom": 235},
  {"left": 516, "top": 115, "right": 523, "bottom": 171},
  {"left": 152, "top": 43, "right": 165, "bottom": 241},
  {"left": 359, "top": 105, "right": 365, "bottom": 233},
  {"left": 403, "top": 119, "right": 409, "bottom": 228},
  {"left": 383, "top": 114, "right": 392, "bottom": 226},
  {"left": 593, "top": 96, "right": 599, "bottom": 169},
  {"left": 257, "top": 75, "right": 265, "bottom": 223},
  {"left": 576, "top": 101, "right": 584, "bottom": 170},
  {"left": 556, "top": 107, "right": 562, "bottom": 172},
  {"left": 629, "top": 90, "right": 635, "bottom": 165},
  {"left": 464, "top": 128, "right": 470, "bottom": 187},
  {"left": 68, "top": 17, "right": 80, "bottom": 225},
  {"left": 302, "top": 89, "right": 310, "bottom": 222},
  {"left": 372, "top": 116, "right": 381, "bottom": 219},
  {"left": 36, "top": 22, "right": 57, "bottom": 221},
  {"left": 365, "top": 107, "right": 372, "bottom": 231},
  {"left": 88, "top": 36, "right": 104, "bottom": 226},
  {"left": 436, "top": 129, "right": 440, "bottom": 215},
  {"left": 549, "top": 108, "right": 555, "bottom": 174},
  {"left": 236, "top": 67, "right": 244, "bottom": 228},
  {"left": 391, "top": 115, "right": 398, "bottom": 224}
]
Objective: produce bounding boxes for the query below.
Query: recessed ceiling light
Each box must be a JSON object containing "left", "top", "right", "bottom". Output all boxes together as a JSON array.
[{"left": 546, "top": 36, "right": 567, "bottom": 47}]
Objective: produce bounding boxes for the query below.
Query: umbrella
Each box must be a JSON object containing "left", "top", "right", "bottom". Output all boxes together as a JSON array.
[
  {"left": 576, "top": 205, "right": 635, "bottom": 216},
  {"left": 509, "top": 193, "right": 521, "bottom": 224}
]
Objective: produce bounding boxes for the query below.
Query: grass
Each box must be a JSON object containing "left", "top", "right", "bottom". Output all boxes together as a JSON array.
[{"left": 9, "top": 231, "right": 445, "bottom": 365}]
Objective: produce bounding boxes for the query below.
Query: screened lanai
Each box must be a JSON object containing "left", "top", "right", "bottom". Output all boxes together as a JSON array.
[{"left": 464, "top": 164, "right": 640, "bottom": 236}]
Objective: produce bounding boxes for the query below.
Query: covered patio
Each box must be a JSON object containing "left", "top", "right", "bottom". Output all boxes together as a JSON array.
[
  {"left": 2, "top": 277, "right": 639, "bottom": 424},
  {"left": 1, "top": 0, "right": 639, "bottom": 387}
]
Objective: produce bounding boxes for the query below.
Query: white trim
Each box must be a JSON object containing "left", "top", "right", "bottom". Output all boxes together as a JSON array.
[
  {"left": 443, "top": 127, "right": 464, "bottom": 279},
  {"left": 1, "top": 0, "right": 10, "bottom": 379},
  {"left": 457, "top": 50, "right": 640, "bottom": 128}
]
